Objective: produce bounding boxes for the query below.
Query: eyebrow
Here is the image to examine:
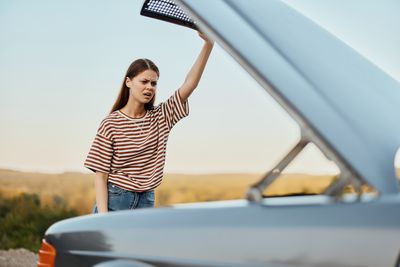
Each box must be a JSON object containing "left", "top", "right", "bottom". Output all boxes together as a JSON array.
[{"left": 142, "top": 78, "right": 157, "bottom": 81}]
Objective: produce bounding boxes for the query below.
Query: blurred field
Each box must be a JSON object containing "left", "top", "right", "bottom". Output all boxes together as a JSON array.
[{"left": 0, "top": 168, "right": 337, "bottom": 214}]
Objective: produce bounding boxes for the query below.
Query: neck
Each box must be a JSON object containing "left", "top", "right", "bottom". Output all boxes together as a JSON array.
[{"left": 120, "top": 101, "right": 146, "bottom": 118}]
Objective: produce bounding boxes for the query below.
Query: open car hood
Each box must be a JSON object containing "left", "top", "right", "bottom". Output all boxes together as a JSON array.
[{"left": 178, "top": 0, "right": 400, "bottom": 194}]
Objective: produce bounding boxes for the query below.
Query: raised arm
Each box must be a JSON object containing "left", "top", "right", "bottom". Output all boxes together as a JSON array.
[{"left": 178, "top": 32, "right": 214, "bottom": 102}]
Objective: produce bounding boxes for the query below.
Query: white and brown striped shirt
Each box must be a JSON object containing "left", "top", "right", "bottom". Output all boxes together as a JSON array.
[{"left": 84, "top": 90, "right": 189, "bottom": 192}]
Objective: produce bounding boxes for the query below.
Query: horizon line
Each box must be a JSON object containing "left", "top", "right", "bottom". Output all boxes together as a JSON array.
[{"left": 0, "top": 167, "right": 340, "bottom": 177}]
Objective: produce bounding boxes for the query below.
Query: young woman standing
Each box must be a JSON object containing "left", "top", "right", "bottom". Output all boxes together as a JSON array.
[{"left": 84, "top": 32, "right": 213, "bottom": 213}]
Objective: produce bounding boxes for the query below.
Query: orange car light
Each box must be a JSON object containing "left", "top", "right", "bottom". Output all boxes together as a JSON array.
[{"left": 37, "top": 239, "right": 56, "bottom": 267}]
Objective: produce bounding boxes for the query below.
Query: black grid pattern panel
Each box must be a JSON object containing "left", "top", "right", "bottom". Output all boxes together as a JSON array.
[{"left": 140, "top": 0, "right": 197, "bottom": 30}]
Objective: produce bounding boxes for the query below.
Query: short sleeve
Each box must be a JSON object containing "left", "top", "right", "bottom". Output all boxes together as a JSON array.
[
  {"left": 161, "top": 90, "right": 189, "bottom": 130},
  {"left": 84, "top": 121, "right": 113, "bottom": 173}
]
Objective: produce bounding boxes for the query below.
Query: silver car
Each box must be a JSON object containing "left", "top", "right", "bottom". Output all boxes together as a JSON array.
[{"left": 37, "top": 1, "right": 400, "bottom": 267}]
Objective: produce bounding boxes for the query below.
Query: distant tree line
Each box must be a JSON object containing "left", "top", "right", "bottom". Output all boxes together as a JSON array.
[{"left": 0, "top": 193, "right": 78, "bottom": 252}]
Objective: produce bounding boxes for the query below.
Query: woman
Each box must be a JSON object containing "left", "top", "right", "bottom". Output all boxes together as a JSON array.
[{"left": 84, "top": 32, "right": 213, "bottom": 213}]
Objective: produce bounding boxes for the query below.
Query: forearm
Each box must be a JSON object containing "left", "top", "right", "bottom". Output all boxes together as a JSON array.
[
  {"left": 179, "top": 41, "right": 213, "bottom": 101},
  {"left": 94, "top": 171, "right": 109, "bottom": 213}
]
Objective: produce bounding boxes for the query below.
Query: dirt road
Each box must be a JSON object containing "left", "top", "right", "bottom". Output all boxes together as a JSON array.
[{"left": 0, "top": 249, "right": 37, "bottom": 267}]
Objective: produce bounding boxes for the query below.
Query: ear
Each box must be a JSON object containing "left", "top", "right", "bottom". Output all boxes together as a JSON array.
[{"left": 125, "top": 77, "right": 131, "bottom": 88}]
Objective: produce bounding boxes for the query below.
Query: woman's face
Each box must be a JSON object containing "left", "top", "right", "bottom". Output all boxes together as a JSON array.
[{"left": 126, "top": 69, "right": 158, "bottom": 104}]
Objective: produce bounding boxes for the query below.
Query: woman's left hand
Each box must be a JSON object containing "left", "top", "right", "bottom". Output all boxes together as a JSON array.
[{"left": 198, "top": 31, "right": 214, "bottom": 45}]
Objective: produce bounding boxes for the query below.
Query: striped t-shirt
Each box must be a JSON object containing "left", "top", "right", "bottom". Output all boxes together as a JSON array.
[{"left": 84, "top": 90, "right": 189, "bottom": 192}]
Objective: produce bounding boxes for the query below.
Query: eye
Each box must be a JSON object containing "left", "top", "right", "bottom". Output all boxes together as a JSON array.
[{"left": 151, "top": 81, "right": 157, "bottom": 86}]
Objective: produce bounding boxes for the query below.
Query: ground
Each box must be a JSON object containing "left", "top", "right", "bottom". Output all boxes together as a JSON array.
[{"left": 0, "top": 249, "right": 37, "bottom": 267}]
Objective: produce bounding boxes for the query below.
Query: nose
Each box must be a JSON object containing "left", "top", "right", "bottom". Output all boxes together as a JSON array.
[{"left": 146, "top": 84, "right": 155, "bottom": 91}]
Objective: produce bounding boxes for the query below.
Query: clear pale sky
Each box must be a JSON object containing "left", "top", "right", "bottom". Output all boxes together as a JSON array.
[{"left": 0, "top": 0, "right": 399, "bottom": 174}]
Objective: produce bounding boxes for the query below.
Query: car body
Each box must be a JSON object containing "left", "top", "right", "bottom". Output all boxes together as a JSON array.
[{"left": 38, "top": 1, "right": 400, "bottom": 267}]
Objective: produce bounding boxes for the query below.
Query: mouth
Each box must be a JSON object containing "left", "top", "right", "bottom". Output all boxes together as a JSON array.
[{"left": 143, "top": 92, "right": 152, "bottom": 98}]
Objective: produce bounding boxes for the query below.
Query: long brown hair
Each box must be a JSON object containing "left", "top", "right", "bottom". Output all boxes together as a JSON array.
[{"left": 111, "top": 58, "right": 160, "bottom": 113}]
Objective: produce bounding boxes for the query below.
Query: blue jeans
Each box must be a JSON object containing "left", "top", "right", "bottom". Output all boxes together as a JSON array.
[{"left": 92, "top": 182, "right": 155, "bottom": 213}]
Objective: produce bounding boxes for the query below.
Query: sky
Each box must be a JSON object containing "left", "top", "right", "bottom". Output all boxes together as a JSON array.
[{"left": 0, "top": 0, "right": 399, "bottom": 175}]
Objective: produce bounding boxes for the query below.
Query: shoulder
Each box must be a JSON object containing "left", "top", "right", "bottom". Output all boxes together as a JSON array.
[
  {"left": 148, "top": 104, "right": 162, "bottom": 116},
  {"left": 97, "top": 111, "right": 121, "bottom": 137},
  {"left": 156, "top": 91, "right": 178, "bottom": 110},
  {"left": 102, "top": 111, "right": 120, "bottom": 123},
  {"left": 98, "top": 111, "right": 117, "bottom": 127}
]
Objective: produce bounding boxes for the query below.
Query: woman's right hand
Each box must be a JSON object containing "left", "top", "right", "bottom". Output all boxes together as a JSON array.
[{"left": 94, "top": 172, "right": 109, "bottom": 213}]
